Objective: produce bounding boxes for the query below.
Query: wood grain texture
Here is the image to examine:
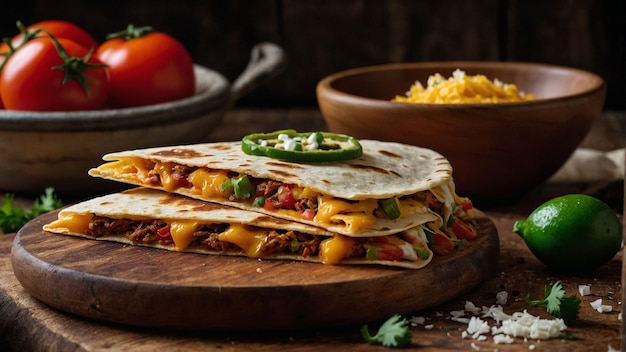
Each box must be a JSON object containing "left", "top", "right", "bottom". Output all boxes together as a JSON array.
[
  {"left": 11, "top": 210, "right": 499, "bottom": 331},
  {"left": 2, "top": 208, "right": 622, "bottom": 351}
]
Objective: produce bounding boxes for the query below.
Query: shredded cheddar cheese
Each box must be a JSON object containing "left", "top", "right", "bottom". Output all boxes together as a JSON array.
[{"left": 392, "top": 69, "right": 533, "bottom": 104}]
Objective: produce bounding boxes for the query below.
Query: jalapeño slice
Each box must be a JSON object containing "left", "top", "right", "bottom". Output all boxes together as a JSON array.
[{"left": 241, "top": 129, "right": 363, "bottom": 162}]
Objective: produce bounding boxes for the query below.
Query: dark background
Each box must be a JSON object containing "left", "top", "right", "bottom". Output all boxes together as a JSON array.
[{"left": 1, "top": 0, "right": 624, "bottom": 110}]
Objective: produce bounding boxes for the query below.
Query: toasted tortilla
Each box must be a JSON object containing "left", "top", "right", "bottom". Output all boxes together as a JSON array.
[
  {"left": 44, "top": 188, "right": 435, "bottom": 269},
  {"left": 88, "top": 140, "right": 462, "bottom": 237}
]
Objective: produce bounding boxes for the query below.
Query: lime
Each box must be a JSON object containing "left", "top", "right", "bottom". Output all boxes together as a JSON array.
[{"left": 513, "top": 194, "right": 623, "bottom": 272}]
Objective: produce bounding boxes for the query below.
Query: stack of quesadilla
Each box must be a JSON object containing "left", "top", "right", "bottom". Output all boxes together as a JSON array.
[{"left": 44, "top": 138, "right": 478, "bottom": 269}]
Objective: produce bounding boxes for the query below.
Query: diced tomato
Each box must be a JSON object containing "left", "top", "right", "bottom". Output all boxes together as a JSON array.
[
  {"left": 276, "top": 185, "right": 296, "bottom": 209},
  {"left": 156, "top": 226, "right": 170, "bottom": 238},
  {"left": 451, "top": 218, "right": 478, "bottom": 240},
  {"left": 302, "top": 208, "right": 315, "bottom": 220},
  {"left": 374, "top": 247, "right": 405, "bottom": 261},
  {"left": 431, "top": 233, "right": 455, "bottom": 255},
  {"left": 460, "top": 199, "right": 474, "bottom": 211},
  {"left": 425, "top": 193, "right": 442, "bottom": 209},
  {"left": 156, "top": 225, "right": 173, "bottom": 245},
  {"left": 265, "top": 185, "right": 296, "bottom": 210}
]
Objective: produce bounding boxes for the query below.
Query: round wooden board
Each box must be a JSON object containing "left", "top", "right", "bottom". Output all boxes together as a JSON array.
[{"left": 10, "top": 210, "right": 499, "bottom": 331}]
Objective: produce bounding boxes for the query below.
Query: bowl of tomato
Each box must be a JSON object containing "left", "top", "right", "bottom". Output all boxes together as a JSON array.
[{"left": 0, "top": 21, "right": 286, "bottom": 196}]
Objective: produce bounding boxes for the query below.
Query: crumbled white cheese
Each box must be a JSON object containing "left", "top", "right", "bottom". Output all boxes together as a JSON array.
[
  {"left": 410, "top": 316, "right": 426, "bottom": 325},
  {"left": 579, "top": 284, "right": 591, "bottom": 296},
  {"left": 466, "top": 316, "right": 491, "bottom": 337},
  {"left": 465, "top": 301, "right": 481, "bottom": 315},
  {"left": 493, "top": 334, "right": 514, "bottom": 344},
  {"left": 470, "top": 342, "right": 480, "bottom": 351},
  {"left": 451, "top": 309, "right": 466, "bottom": 318},
  {"left": 495, "top": 291, "right": 508, "bottom": 305},
  {"left": 459, "top": 305, "right": 566, "bottom": 345},
  {"left": 451, "top": 309, "right": 470, "bottom": 323},
  {"left": 499, "top": 310, "right": 566, "bottom": 339},
  {"left": 424, "top": 324, "right": 434, "bottom": 330},
  {"left": 590, "top": 298, "right": 613, "bottom": 313},
  {"left": 482, "top": 305, "right": 512, "bottom": 324},
  {"left": 272, "top": 133, "right": 320, "bottom": 151}
]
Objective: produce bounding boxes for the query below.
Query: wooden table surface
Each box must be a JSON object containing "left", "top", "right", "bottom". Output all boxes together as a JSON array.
[{"left": 1, "top": 108, "right": 624, "bottom": 351}]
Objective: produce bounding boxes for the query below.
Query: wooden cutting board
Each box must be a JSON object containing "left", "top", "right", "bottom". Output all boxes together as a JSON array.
[{"left": 10, "top": 210, "right": 499, "bottom": 331}]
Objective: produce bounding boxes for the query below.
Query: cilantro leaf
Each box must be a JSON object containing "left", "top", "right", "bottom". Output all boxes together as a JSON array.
[
  {"left": 0, "top": 187, "right": 62, "bottom": 234},
  {"left": 221, "top": 175, "right": 255, "bottom": 199},
  {"left": 526, "top": 281, "right": 581, "bottom": 324},
  {"left": 361, "top": 314, "right": 412, "bottom": 348}
]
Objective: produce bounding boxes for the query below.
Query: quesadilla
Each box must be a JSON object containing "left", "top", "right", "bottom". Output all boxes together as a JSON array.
[
  {"left": 43, "top": 188, "right": 437, "bottom": 269},
  {"left": 88, "top": 140, "right": 475, "bottom": 245}
]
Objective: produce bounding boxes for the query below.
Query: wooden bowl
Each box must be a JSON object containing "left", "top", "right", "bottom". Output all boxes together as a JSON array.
[
  {"left": 317, "top": 61, "right": 606, "bottom": 204},
  {"left": 0, "top": 42, "right": 286, "bottom": 196}
]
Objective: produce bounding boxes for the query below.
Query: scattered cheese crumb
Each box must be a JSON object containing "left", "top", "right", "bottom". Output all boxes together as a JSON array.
[
  {"left": 466, "top": 316, "right": 491, "bottom": 337},
  {"left": 451, "top": 309, "right": 470, "bottom": 323},
  {"left": 424, "top": 324, "right": 434, "bottom": 330},
  {"left": 578, "top": 284, "right": 591, "bottom": 296},
  {"left": 459, "top": 305, "right": 566, "bottom": 345},
  {"left": 590, "top": 298, "right": 613, "bottom": 313},
  {"left": 470, "top": 342, "right": 480, "bottom": 351},
  {"left": 495, "top": 291, "right": 508, "bottom": 305},
  {"left": 493, "top": 334, "right": 514, "bottom": 344},
  {"left": 410, "top": 316, "right": 426, "bottom": 325},
  {"left": 529, "top": 344, "right": 536, "bottom": 350},
  {"left": 465, "top": 301, "right": 481, "bottom": 315}
]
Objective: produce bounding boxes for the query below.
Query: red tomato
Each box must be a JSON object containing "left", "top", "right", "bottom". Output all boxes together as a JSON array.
[
  {"left": 96, "top": 26, "right": 195, "bottom": 108},
  {"left": 431, "top": 233, "right": 455, "bottom": 255},
  {"left": 0, "top": 37, "right": 109, "bottom": 111},
  {"left": 451, "top": 218, "right": 478, "bottom": 240},
  {"left": 0, "top": 20, "right": 98, "bottom": 54}
]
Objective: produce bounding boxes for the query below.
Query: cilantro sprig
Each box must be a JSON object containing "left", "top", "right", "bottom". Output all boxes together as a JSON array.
[
  {"left": 525, "top": 281, "right": 581, "bottom": 324},
  {"left": 221, "top": 175, "right": 255, "bottom": 199},
  {"left": 0, "top": 187, "right": 62, "bottom": 233},
  {"left": 361, "top": 314, "right": 412, "bottom": 348}
]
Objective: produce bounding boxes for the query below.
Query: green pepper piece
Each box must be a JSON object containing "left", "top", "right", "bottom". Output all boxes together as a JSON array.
[
  {"left": 222, "top": 175, "right": 255, "bottom": 199},
  {"left": 252, "top": 196, "right": 265, "bottom": 207},
  {"left": 241, "top": 129, "right": 363, "bottom": 163},
  {"left": 414, "top": 247, "right": 431, "bottom": 260},
  {"left": 290, "top": 238, "right": 299, "bottom": 252},
  {"left": 365, "top": 247, "right": 378, "bottom": 260},
  {"left": 379, "top": 197, "right": 401, "bottom": 219}
]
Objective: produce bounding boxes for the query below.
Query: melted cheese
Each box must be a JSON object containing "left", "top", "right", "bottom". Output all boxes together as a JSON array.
[
  {"left": 314, "top": 195, "right": 377, "bottom": 232},
  {"left": 44, "top": 213, "right": 93, "bottom": 234},
  {"left": 319, "top": 235, "right": 355, "bottom": 265},
  {"left": 169, "top": 220, "right": 199, "bottom": 250},
  {"left": 188, "top": 168, "right": 230, "bottom": 198},
  {"left": 218, "top": 224, "right": 267, "bottom": 258},
  {"left": 155, "top": 162, "right": 177, "bottom": 192}
]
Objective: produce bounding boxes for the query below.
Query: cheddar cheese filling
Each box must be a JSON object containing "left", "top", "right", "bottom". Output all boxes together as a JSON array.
[
  {"left": 95, "top": 158, "right": 458, "bottom": 234},
  {"left": 46, "top": 213, "right": 433, "bottom": 265}
]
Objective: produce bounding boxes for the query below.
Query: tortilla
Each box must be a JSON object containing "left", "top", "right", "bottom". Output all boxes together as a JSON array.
[
  {"left": 43, "top": 188, "right": 435, "bottom": 269},
  {"left": 88, "top": 140, "right": 468, "bottom": 238}
]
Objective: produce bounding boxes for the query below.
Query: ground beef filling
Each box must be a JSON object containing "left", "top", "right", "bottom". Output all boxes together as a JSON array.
[
  {"left": 145, "top": 165, "right": 444, "bottom": 221},
  {"left": 84, "top": 216, "right": 365, "bottom": 258}
]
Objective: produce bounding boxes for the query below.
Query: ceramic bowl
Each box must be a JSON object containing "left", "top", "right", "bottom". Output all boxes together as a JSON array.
[
  {"left": 317, "top": 61, "right": 606, "bottom": 204},
  {"left": 0, "top": 42, "right": 286, "bottom": 196}
]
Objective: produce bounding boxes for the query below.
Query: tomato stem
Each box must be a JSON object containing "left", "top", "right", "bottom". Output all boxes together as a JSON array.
[
  {"left": 0, "top": 21, "right": 47, "bottom": 73},
  {"left": 46, "top": 32, "right": 107, "bottom": 96},
  {"left": 106, "top": 24, "right": 155, "bottom": 41}
]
